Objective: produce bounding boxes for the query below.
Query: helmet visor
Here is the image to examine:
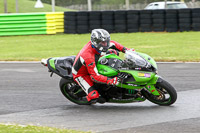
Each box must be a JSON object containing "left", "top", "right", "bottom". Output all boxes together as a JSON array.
[
  {"left": 100, "top": 41, "right": 108, "bottom": 47},
  {"left": 99, "top": 40, "right": 110, "bottom": 52}
]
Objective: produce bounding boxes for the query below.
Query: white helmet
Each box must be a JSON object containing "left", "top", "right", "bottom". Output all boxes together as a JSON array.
[{"left": 91, "top": 29, "right": 110, "bottom": 52}]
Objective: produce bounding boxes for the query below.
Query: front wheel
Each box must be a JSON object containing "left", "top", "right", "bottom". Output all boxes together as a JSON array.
[
  {"left": 142, "top": 79, "right": 177, "bottom": 106},
  {"left": 59, "top": 78, "right": 91, "bottom": 105}
]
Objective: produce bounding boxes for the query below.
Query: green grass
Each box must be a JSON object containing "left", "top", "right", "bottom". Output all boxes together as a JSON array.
[
  {"left": 0, "top": 32, "right": 200, "bottom": 62},
  {"left": 0, "top": 0, "right": 74, "bottom": 13},
  {"left": 0, "top": 124, "right": 89, "bottom": 133}
]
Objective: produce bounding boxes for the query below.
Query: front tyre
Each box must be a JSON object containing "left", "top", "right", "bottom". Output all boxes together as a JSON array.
[
  {"left": 142, "top": 79, "right": 177, "bottom": 106},
  {"left": 59, "top": 78, "right": 91, "bottom": 105}
]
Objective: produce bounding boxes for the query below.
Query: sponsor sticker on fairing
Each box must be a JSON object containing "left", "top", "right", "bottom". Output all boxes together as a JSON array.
[
  {"left": 145, "top": 73, "right": 151, "bottom": 78},
  {"left": 138, "top": 73, "right": 151, "bottom": 78}
]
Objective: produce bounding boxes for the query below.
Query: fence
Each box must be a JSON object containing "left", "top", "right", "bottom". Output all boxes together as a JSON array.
[
  {"left": 64, "top": 2, "right": 200, "bottom": 11},
  {"left": 64, "top": 8, "right": 200, "bottom": 34},
  {"left": 0, "top": 12, "right": 64, "bottom": 36}
]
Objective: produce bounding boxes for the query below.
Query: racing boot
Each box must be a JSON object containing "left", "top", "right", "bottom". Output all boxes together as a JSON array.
[
  {"left": 86, "top": 88, "right": 106, "bottom": 104},
  {"left": 86, "top": 90, "right": 99, "bottom": 104}
]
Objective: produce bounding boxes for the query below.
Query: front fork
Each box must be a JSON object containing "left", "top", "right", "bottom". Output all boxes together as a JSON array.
[{"left": 144, "top": 75, "right": 163, "bottom": 96}]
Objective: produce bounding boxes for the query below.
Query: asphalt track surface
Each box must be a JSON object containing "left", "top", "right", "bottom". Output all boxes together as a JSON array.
[{"left": 0, "top": 62, "right": 200, "bottom": 133}]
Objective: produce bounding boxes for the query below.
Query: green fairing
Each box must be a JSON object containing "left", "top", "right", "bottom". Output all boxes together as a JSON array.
[
  {"left": 145, "top": 75, "right": 160, "bottom": 95},
  {"left": 97, "top": 52, "right": 160, "bottom": 96},
  {"left": 97, "top": 54, "right": 122, "bottom": 76},
  {"left": 97, "top": 64, "right": 118, "bottom": 76},
  {"left": 117, "top": 71, "right": 160, "bottom": 96},
  {"left": 49, "top": 58, "right": 56, "bottom": 70},
  {"left": 119, "top": 70, "right": 156, "bottom": 83}
]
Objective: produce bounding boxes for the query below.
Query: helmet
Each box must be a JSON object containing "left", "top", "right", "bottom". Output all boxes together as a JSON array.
[{"left": 91, "top": 29, "right": 110, "bottom": 52}]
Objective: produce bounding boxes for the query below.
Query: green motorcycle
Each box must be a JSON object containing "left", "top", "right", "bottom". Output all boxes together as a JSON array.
[{"left": 42, "top": 50, "right": 177, "bottom": 106}]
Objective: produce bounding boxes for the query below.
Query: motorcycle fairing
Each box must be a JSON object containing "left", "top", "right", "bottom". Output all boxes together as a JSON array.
[
  {"left": 97, "top": 53, "right": 160, "bottom": 96},
  {"left": 117, "top": 72, "right": 160, "bottom": 96},
  {"left": 97, "top": 54, "right": 123, "bottom": 77},
  {"left": 47, "top": 56, "right": 76, "bottom": 79},
  {"left": 135, "top": 52, "right": 157, "bottom": 70}
]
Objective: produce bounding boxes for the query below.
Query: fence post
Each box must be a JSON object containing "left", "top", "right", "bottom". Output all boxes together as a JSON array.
[
  {"left": 164, "top": 0, "right": 167, "bottom": 9},
  {"left": 125, "top": 0, "right": 130, "bottom": 10},
  {"left": 52, "top": 0, "right": 55, "bottom": 12},
  {"left": 88, "top": 0, "right": 92, "bottom": 11},
  {"left": 16, "top": 0, "right": 19, "bottom": 13},
  {"left": 4, "top": 0, "right": 8, "bottom": 13}
]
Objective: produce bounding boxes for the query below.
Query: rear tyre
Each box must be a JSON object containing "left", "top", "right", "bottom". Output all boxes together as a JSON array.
[
  {"left": 142, "top": 79, "right": 177, "bottom": 106},
  {"left": 59, "top": 78, "right": 91, "bottom": 105}
]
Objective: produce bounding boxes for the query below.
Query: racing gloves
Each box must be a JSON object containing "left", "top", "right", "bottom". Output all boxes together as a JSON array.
[
  {"left": 106, "top": 73, "right": 129, "bottom": 86},
  {"left": 107, "top": 77, "right": 119, "bottom": 86},
  {"left": 126, "top": 48, "right": 135, "bottom": 52},
  {"left": 106, "top": 49, "right": 119, "bottom": 56}
]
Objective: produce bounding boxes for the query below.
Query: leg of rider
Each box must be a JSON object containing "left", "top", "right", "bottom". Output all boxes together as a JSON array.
[
  {"left": 87, "top": 86, "right": 99, "bottom": 102},
  {"left": 74, "top": 75, "right": 99, "bottom": 101}
]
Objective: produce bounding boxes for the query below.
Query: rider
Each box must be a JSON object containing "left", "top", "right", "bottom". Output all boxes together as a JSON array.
[{"left": 72, "top": 29, "right": 133, "bottom": 103}]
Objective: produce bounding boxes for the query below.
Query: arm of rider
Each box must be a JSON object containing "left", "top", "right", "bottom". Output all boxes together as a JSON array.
[
  {"left": 106, "top": 49, "right": 119, "bottom": 56},
  {"left": 84, "top": 57, "right": 117, "bottom": 85},
  {"left": 84, "top": 58, "right": 122, "bottom": 86},
  {"left": 110, "top": 40, "right": 135, "bottom": 53}
]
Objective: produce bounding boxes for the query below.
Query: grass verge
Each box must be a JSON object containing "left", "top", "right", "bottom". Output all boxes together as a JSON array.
[
  {"left": 0, "top": 0, "right": 74, "bottom": 13},
  {"left": 0, "top": 123, "right": 89, "bottom": 133},
  {"left": 0, "top": 32, "right": 200, "bottom": 62}
]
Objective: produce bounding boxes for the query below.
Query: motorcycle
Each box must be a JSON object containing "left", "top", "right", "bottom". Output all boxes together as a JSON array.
[{"left": 41, "top": 50, "right": 177, "bottom": 106}]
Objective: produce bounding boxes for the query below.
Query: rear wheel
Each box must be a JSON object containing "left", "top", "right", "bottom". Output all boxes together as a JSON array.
[
  {"left": 59, "top": 78, "right": 91, "bottom": 105},
  {"left": 142, "top": 79, "right": 177, "bottom": 106}
]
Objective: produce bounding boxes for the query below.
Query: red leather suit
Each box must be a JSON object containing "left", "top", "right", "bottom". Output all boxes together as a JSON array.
[{"left": 72, "top": 40, "right": 126, "bottom": 95}]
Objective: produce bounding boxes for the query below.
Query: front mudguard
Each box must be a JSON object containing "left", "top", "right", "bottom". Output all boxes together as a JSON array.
[{"left": 145, "top": 75, "right": 163, "bottom": 96}]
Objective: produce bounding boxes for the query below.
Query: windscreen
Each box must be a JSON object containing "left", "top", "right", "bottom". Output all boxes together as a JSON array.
[{"left": 125, "top": 50, "right": 147, "bottom": 68}]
